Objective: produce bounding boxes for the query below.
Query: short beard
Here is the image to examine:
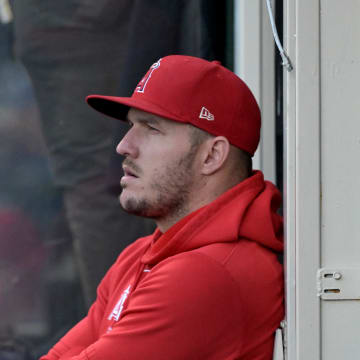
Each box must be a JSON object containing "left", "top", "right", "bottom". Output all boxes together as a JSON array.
[{"left": 120, "top": 144, "right": 198, "bottom": 223}]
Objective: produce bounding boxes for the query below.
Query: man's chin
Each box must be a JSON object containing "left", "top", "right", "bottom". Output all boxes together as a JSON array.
[
  {"left": 119, "top": 193, "right": 150, "bottom": 217},
  {"left": 119, "top": 192, "right": 134, "bottom": 212}
]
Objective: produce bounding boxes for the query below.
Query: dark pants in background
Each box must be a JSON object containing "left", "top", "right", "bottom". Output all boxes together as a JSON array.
[{"left": 11, "top": 0, "right": 214, "bottom": 308}]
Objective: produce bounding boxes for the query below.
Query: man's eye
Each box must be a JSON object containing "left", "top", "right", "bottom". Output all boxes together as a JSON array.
[{"left": 146, "top": 124, "right": 159, "bottom": 132}]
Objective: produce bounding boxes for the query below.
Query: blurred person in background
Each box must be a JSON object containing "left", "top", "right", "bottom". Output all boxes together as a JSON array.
[{"left": 10, "top": 0, "right": 220, "bottom": 311}]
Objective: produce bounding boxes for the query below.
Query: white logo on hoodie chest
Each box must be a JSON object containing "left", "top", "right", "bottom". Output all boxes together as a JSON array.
[{"left": 108, "top": 285, "right": 131, "bottom": 322}]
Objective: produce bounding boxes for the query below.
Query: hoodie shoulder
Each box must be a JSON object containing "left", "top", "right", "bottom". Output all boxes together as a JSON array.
[{"left": 143, "top": 249, "right": 283, "bottom": 358}]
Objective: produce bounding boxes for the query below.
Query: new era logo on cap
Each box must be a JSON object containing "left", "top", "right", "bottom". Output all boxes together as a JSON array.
[{"left": 199, "top": 107, "right": 214, "bottom": 121}]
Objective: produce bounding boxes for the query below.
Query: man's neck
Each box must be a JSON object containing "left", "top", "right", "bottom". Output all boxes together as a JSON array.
[
  {"left": 155, "top": 189, "right": 222, "bottom": 233},
  {"left": 155, "top": 205, "right": 192, "bottom": 233},
  {"left": 155, "top": 173, "right": 246, "bottom": 233}
]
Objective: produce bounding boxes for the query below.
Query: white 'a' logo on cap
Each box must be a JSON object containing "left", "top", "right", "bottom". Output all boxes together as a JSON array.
[
  {"left": 199, "top": 107, "right": 215, "bottom": 121},
  {"left": 135, "top": 59, "right": 162, "bottom": 94}
]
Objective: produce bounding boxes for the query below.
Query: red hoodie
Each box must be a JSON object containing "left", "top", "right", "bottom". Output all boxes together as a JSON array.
[{"left": 40, "top": 171, "right": 284, "bottom": 360}]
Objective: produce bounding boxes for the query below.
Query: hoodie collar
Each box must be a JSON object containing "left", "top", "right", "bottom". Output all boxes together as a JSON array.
[{"left": 141, "top": 171, "right": 283, "bottom": 266}]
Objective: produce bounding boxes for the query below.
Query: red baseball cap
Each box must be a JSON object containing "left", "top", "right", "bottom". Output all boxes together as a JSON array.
[{"left": 86, "top": 55, "right": 261, "bottom": 156}]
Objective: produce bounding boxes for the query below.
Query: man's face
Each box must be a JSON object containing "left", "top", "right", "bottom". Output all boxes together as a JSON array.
[{"left": 116, "top": 108, "right": 199, "bottom": 222}]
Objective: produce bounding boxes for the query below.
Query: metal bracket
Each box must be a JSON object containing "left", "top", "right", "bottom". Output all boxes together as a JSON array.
[{"left": 317, "top": 268, "right": 360, "bottom": 300}]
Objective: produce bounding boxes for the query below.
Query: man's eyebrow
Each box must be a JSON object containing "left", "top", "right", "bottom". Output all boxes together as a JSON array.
[{"left": 126, "top": 114, "right": 161, "bottom": 125}]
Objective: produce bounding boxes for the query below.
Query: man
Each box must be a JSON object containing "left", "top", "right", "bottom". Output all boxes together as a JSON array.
[{"left": 40, "top": 55, "right": 284, "bottom": 360}]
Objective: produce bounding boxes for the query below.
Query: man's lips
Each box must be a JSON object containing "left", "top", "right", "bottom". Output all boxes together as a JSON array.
[
  {"left": 122, "top": 159, "right": 142, "bottom": 178},
  {"left": 123, "top": 166, "right": 139, "bottom": 178},
  {"left": 121, "top": 167, "right": 138, "bottom": 187}
]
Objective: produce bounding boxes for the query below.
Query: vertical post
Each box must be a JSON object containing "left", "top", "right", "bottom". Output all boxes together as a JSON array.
[
  {"left": 320, "top": 1, "right": 360, "bottom": 358},
  {"left": 234, "top": 0, "right": 276, "bottom": 183},
  {"left": 284, "top": 0, "right": 321, "bottom": 359}
]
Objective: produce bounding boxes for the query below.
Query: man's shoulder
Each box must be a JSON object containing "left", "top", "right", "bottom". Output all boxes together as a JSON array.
[
  {"left": 161, "top": 239, "right": 283, "bottom": 296},
  {"left": 139, "top": 251, "right": 242, "bottom": 318},
  {"left": 149, "top": 248, "right": 238, "bottom": 295}
]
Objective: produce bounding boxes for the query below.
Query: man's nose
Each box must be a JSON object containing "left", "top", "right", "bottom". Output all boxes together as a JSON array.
[{"left": 116, "top": 130, "right": 139, "bottom": 158}]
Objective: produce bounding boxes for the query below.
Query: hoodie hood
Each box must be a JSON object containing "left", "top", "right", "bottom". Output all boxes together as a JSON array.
[{"left": 142, "top": 171, "right": 283, "bottom": 266}]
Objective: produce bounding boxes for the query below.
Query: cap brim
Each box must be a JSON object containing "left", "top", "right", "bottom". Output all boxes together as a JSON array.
[
  {"left": 86, "top": 95, "right": 185, "bottom": 124},
  {"left": 86, "top": 95, "right": 131, "bottom": 121}
]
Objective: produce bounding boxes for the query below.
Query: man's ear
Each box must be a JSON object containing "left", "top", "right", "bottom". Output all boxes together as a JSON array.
[{"left": 200, "top": 136, "right": 230, "bottom": 175}]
